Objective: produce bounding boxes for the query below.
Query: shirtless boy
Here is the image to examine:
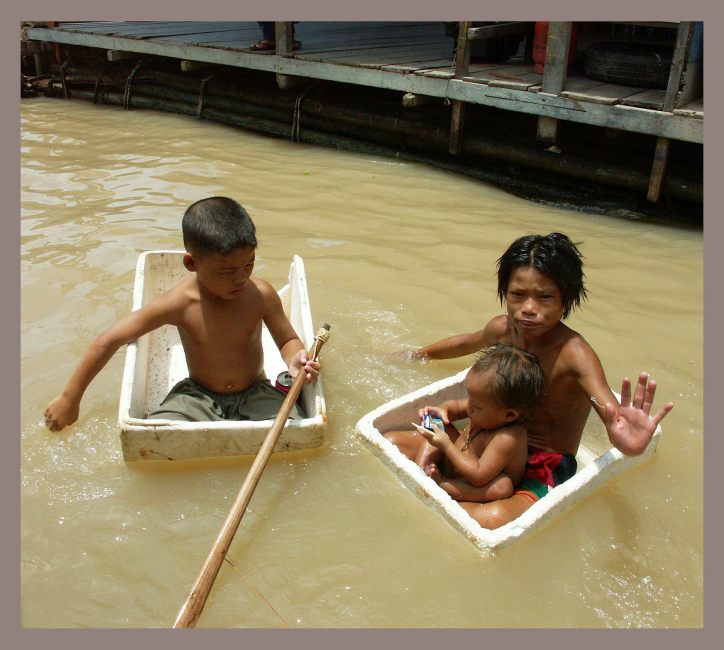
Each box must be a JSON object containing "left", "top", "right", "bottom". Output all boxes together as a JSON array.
[
  {"left": 400, "top": 232, "right": 673, "bottom": 529},
  {"left": 44, "top": 196, "right": 319, "bottom": 432},
  {"left": 385, "top": 344, "right": 545, "bottom": 513}
]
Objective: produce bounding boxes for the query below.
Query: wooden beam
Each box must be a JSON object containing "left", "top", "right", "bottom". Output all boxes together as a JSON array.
[
  {"left": 275, "top": 22, "right": 305, "bottom": 90},
  {"left": 540, "top": 23, "right": 572, "bottom": 94},
  {"left": 647, "top": 137, "right": 671, "bottom": 203},
  {"left": 24, "top": 26, "right": 703, "bottom": 143},
  {"left": 675, "top": 22, "right": 702, "bottom": 109},
  {"left": 46, "top": 21, "right": 63, "bottom": 64},
  {"left": 181, "top": 60, "right": 215, "bottom": 73},
  {"left": 276, "top": 21, "right": 293, "bottom": 57},
  {"left": 664, "top": 22, "right": 696, "bottom": 112},
  {"left": 647, "top": 22, "right": 697, "bottom": 203},
  {"left": 107, "top": 50, "right": 140, "bottom": 62},
  {"left": 536, "top": 22, "right": 572, "bottom": 145},
  {"left": 32, "top": 52, "right": 47, "bottom": 76},
  {"left": 536, "top": 117, "right": 560, "bottom": 145},
  {"left": 449, "top": 21, "right": 470, "bottom": 155},
  {"left": 467, "top": 22, "right": 534, "bottom": 41}
]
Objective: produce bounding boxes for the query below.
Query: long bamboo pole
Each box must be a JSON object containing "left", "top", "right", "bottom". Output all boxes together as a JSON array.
[{"left": 173, "top": 324, "right": 331, "bottom": 628}]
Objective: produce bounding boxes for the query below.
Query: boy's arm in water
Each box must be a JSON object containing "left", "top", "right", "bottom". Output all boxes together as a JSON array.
[
  {"left": 261, "top": 280, "right": 320, "bottom": 383},
  {"left": 411, "top": 330, "right": 487, "bottom": 360},
  {"left": 419, "top": 423, "right": 522, "bottom": 488},
  {"left": 407, "top": 315, "right": 507, "bottom": 360},
  {"left": 572, "top": 339, "right": 674, "bottom": 456},
  {"left": 44, "top": 289, "right": 182, "bottom": 432}
]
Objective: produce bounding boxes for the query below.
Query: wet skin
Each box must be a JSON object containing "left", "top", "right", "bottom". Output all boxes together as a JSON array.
[{"left": 44, "top": 246, "right": 320, "bottom": 432}]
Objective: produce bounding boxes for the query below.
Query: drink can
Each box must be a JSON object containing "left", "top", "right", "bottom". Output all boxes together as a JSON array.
[{"left": 275, "top": 371, "right": 294, "bottom": 393}]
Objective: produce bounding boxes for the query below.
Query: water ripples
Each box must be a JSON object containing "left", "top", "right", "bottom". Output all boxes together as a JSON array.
[{"left": 20, "top": 96, "right": 703, "bottom": 628}]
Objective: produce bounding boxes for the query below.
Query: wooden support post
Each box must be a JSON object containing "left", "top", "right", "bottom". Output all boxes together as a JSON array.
[
  {"left": 536, "top": 117, "right": 559, "bottom": 146},
  {"left": 449, "top": 21, "right": 470, "bottom": 155},
  {"left": 181, "top": 60, "right": 215, "bottom": 73},
  {"left": 536, "top": 22, "right": 572, "bottom": 145},
  {"left": 275, "top": 22, "right": 305, "bottom": 90},
  {"left": 107, "top": 50, "right": 140, "bottom": 62},
  {"left": 46, "top": 21, "right": 62, "bottom": 64},
  {"left": 647, "top": 138, "right": 672, "bottom": 203},
  {"left": 276, "top": 21, "right": 293, "bottom": 57},
  {"left": 647, "top": 21, "right": 697, "bottom": 203},
  {"left": 449, "top": 102, "right": 466, "bottom": 154},
  {"left": 27, "top": 41, "right": 47, "bottom": 75},
  {"left": 32, "top": 53, "right": 47, "bottom": 76}
]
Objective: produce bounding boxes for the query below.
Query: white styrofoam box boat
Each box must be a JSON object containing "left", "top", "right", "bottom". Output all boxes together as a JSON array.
[
  {"left": 355, "top": 367, "right": 661, "bottom": 554},
  {"left": 118, "top": 251, "right": 327, "bottom": 461}
]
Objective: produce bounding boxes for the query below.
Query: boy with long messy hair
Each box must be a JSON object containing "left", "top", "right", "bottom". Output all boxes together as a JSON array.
[{"left": 398, "top": 232, "right": 673, "bottom": 529}]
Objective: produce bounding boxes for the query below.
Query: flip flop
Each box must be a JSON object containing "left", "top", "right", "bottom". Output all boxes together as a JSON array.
[
  {"left": 249, "top": 40, "right": 275, "bottom": 52},
  {"left": 249, "top": 39, "right": 302, "bottom": 53}
]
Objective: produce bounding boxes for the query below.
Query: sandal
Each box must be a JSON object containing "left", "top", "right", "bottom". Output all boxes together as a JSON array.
[
  {"left": 249, "top": 39, "right": 275, "bottom": 52},
  {"left": 249, "top": 39, "right": 302, "bottom": 53}
]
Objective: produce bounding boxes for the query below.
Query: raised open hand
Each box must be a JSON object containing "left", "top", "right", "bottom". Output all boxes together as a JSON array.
[{"left": 605, "top": 372, "right": 674, "bottom": 456}]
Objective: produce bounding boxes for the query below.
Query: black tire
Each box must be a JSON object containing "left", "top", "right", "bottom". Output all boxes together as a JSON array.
[{"left": 583, "top": 41, "right": 673, "bottom": 89}]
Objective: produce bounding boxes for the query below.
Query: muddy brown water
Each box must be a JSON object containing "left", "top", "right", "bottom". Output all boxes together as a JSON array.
[{"left": 21, "top": 97, "right": 702, "bottom": 627}]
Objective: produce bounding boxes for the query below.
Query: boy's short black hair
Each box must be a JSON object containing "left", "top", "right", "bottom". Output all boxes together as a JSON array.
[
  {"left": 496, "top": 232, "right": 587, "bottom": 319},
  {"left": 471, "top": 343, "right": 545, "bottom": 415},
  {"left": 182, "top": 197, "right": 257, "bottom": 257}
]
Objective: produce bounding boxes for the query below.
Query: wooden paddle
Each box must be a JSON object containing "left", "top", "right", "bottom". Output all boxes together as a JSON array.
[{"left": 173, "top": 323, "right": 331, "bottom": 628}]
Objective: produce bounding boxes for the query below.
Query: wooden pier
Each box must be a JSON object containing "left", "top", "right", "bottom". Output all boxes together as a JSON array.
[{"left": 24, "top": 21, "right": 703, "bottom": 204}]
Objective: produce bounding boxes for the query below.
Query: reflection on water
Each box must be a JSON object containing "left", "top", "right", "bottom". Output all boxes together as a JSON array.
[{"left": 21, "top": 97, "right": 703, "bottom": 628}]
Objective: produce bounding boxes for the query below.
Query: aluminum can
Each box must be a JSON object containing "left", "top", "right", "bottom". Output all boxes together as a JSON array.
[{"left": 275, "top": 371, "right": 294, "bottom": 393}]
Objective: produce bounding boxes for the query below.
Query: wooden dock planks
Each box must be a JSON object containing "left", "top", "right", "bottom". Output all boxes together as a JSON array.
[
  {"left": 465, "top": 63, "right": 543, "bottom": 90},
  {"left": 560, "top": 77, "right": 647, "bottom": 105},
  {"left": 304, "top": 45, "right": 454, "bottom": 68},
  {"left": 27, "top": 21, "right": 702, "bottom": 144},
  {"left": 674, "top": 98, "right": 704, "bottom": 119}
]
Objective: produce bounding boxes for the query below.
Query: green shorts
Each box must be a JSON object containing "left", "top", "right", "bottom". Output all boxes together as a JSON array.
[{"left": 147, "top": 377, "right": 303, "bottom": 422}]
